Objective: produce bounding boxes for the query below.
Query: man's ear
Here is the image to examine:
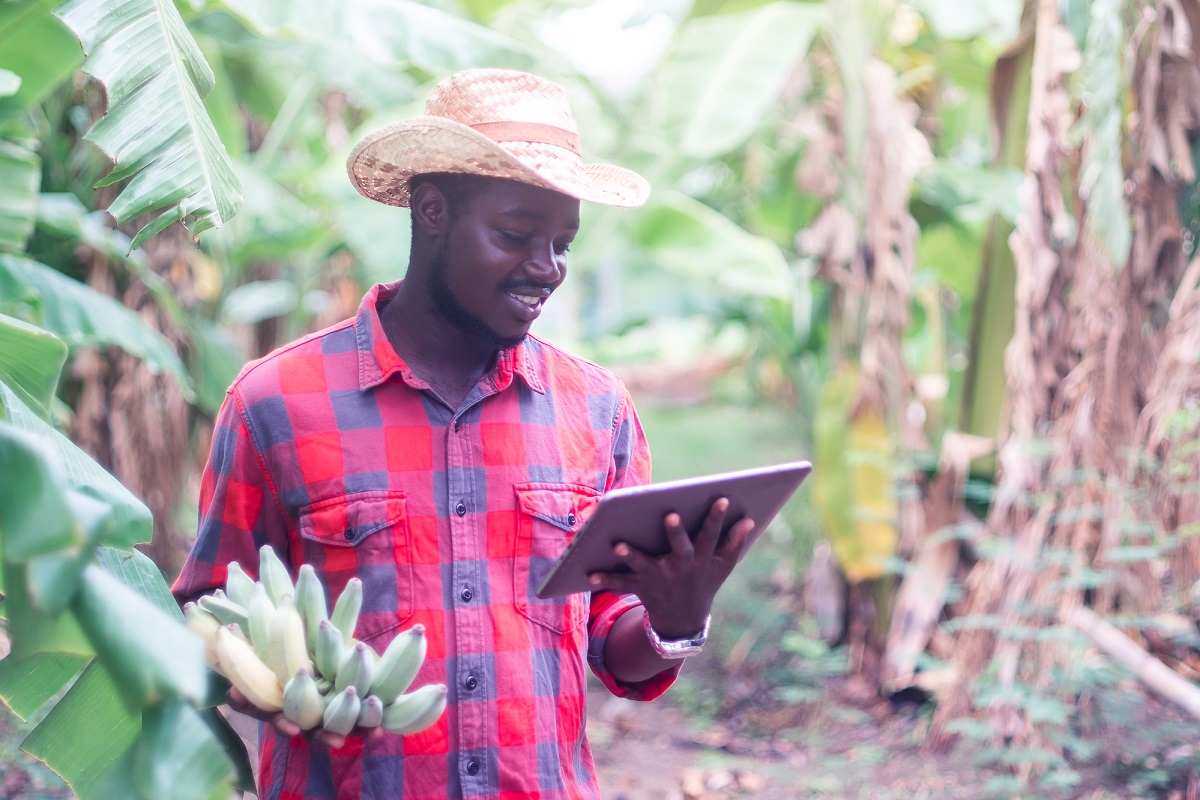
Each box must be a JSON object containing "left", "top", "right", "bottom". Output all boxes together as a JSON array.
[{"left": 409, "top": 182, "right": 450, "bottom": 235}]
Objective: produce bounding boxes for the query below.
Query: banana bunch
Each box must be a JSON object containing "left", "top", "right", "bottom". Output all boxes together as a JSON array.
[{"left": 184, "top": 545, "right": 447, "bottom": 737}]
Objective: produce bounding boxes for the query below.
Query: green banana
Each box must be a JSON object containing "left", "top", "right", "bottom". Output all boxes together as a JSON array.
[
  {"left": 315, "top": 619, "right": 346, "bottom": 680},
  {"left": 258, "top": 544, "right": 294, "bottom": 606},
  {"left": 357, "top": 695, "right": 384, "bottom": 729},
  {"left": 224, "top": 561, "right": 255, "bottom": 607},
  {"left": 282, "top": 667, "right": 326, "bottom": 731},
  {"left": 322, "top": 686, "right": 362, "bottom": 736},
  {"left": 334, "top": 641, "right": 375, "bottom": 696},
  {"left": 330, "top": 577, "right": 363, "bottom": 641},
  {"left": 184, "top": 601, "right": 222, "bottom": 668},
  {"left": 381, "top": 684, "right": 448, "bottom": 735},
  {"left": 268, "top": 594, "right": 312, "bottom": 685},
  {"left": 369, "top": 624, "right": 427, "bottom": 704},
  {"left": 246, "top": 581, "right": 276, "bottom": 661},
  {"left": 294, "top": 564, "right": 328, "bottom": 654},
  {"left": 199, "top": 591, "right": 250, "bottom": 631},
  {"left": 216, "top": 625, "right": 283, "bottom": 713}
]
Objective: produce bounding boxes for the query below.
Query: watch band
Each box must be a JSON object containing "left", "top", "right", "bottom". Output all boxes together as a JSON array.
[{"left": 642, "top": 611, "right": 710, "bottom": 659}]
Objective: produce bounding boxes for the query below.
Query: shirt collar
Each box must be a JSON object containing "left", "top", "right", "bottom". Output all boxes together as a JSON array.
[{"left": 355, "top": 280, "right": 545, "bottom": 394}]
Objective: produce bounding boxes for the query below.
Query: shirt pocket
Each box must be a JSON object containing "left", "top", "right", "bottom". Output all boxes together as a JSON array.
[
  {"left": 298, "top": 491, "right": 413, "bottom": 644},
  {"left": 512, "top": 483, "right": 601, "bottom": 635}
]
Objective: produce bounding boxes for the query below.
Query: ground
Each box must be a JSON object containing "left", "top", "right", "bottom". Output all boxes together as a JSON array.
[{"left": 1, "top": 676, "right": 1196, "bottom": 799}]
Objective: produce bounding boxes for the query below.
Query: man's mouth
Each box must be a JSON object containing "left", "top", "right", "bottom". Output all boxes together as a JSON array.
[{"left": 507, "top": 291, "right": 544, "bottom": 308}]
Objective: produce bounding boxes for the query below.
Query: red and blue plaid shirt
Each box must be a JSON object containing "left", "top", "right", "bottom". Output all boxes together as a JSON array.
[{"left": 173, "top": 281, "right": 677, "bottom": 800}]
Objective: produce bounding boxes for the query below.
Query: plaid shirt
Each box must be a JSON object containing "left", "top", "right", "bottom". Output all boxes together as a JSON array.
[{"left": 173, "top": 281, "right": 677, "bottom": 800}]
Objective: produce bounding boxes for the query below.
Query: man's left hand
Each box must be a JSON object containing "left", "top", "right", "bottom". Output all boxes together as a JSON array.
[{"left": 587, "top": 497, "right": 755, "bottom": 639}]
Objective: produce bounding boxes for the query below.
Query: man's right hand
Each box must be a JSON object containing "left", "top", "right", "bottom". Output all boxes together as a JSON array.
[{"left": 226, "top": 686, "right": 386, "bottom": 748}]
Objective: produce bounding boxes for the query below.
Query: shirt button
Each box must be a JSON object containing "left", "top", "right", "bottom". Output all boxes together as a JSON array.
[
  {"left": 466, "top": 760, "right": 480, "bottom": 776},
  {"left": 464, "top": 675, "right": 478, "bottom": 690},
  {"left": 567, "top": 512, "right": 577, "bottom": 527},
  {"left": 455, "top": 502, "right": 467, "bottom": 517},
  {"left": 343, "top": 528, "right": 355, "bottom": 541},
  {"left": 460, "top": 587, "right": 473, "bottom": 602}
]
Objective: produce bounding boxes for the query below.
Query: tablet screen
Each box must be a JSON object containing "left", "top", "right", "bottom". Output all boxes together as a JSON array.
[{"left": 535, "top": 460, "right": 812, "bottom": 598}]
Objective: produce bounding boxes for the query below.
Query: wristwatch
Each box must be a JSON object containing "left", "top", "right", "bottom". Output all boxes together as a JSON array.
[{"left": 642, "top": 611, "right": 710, "bottom": 659}]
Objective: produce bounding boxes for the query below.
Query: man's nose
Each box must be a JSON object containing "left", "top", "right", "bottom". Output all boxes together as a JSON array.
[{"left": 526, "top": 241, "right": 564, "bottom": 284}]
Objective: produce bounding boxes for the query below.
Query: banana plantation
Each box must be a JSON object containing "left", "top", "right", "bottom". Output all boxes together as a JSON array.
[{"left": 2, "top": 0, "right": 1200, "bottom": 796}]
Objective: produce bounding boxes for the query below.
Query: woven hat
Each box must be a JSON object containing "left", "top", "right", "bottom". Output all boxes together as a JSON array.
[{"left": 346, "top": 69, "right": 650, "bottom": 209}]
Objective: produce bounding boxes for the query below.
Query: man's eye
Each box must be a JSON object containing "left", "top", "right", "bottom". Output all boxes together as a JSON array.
[
  {"left": 554, "top": 241, "right": 572, "bottom": 255},
  {"left": 499, "top": 230, "right": 531, "bottom": 245}
]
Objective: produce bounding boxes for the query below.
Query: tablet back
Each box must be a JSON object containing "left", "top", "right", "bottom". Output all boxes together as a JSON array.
[{"left": 535, "top": 460, "right": 812, "bottom": 598}]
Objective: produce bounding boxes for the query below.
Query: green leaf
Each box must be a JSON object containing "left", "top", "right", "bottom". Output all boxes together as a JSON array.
[
  {"left": 0, "top": 382, "right": 153, "bottom": 549},
  {"left": 20, "top": 659, "right": 140, "bottom": 800},
  {"left": 0, "top": 67, "right": 19, "bottom": 96},
  {"left": 632, "top": 190, "right": 792, "bottom": 299},
  {"left": 0, "top": 253, "right": 192, "bottom": 396},
  {"left": 0, "top": 421, "right": 78, "bottom": 562},
  {"left": 0, "top": 138, "right": 39, "bottom": 252},
  {"left": 2, "top": 560, "right": 94, "bottom": 661},
  {"left": 93, "top": 546, "right": 182, "bottom": 618},
  {"left": 188, "top": 315, "right": 244, "bottom": 418},
  {"left": 53, "top": 0, "right": 243, "bottom": 247},
  {"left": 71, "top": 560, "right": 207, "bottom": 711},
  {"left": 0, "top": 313, "right": 67, "bottom": 420},
  {"left": 0, "top": 652, "right": 89, "bottom": 720},
  {"left": 0, "top": 0, "right": 83, "bottom": 125},
  {"left": 219, "top": 278, "right": 298, "bottom": 324},
  {"left": 35, "top": 192, "right": 148, "bottom": 271},
  {"left": 650, "top": 2, "right": 824, "bottom": 158},
  {"left": 134, "top": 700, "right": 236, "bottom": 800}
]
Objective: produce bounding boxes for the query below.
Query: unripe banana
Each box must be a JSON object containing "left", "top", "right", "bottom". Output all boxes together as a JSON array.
[
  {"left": 216, "top": 625, "right": 283, "bottom": 713},
  {"left": 381, "top": 684, "right": 447, "bottom": 735},
  {"left": 315, "top": 619, "right": 346, "bottom": 680},
  {"left": 268, "top": 594, "right": 312, "bottom": 685},
  {"left": 258, "top": 544, "right": 294, "bottom": 606},
  {"left": 357, "top": 694, "right": 384, "bottom": 729},
  {"left": 315, "top": 675, "right": 334, "bottom": 695},
  {"left": 369, "top": 624, "right": 427, "bottom": 704},
  {"left": 334, "top": 641, "right": 375, "bottom": 696},
  {"left": 246, "top": 581, "right": 276, "bottom": 661},
  {"left": 330, "top": 577, "right": 362, "bottom": 641},
  {"left": 322, "top": 686, "right": 361, "bottom": 737},
  {"left": 282, "top": 667, "right": 326, "bottom": 731},
  {"left": 198, "top": 591, "right": 250, "bottom": 632},
  {"left": 184, "top": 601, "right": 222, "bottom": 668},
  {"left": 224, "top": 561, "right": 255, "bottom": 608},
  {"left": 294, "top": 564, "right": 328, "bottom": 655}
]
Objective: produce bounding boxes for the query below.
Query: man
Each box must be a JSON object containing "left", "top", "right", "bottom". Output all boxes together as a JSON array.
[{"left": 173, "top": 68, "right": 755, "bottom": 800}]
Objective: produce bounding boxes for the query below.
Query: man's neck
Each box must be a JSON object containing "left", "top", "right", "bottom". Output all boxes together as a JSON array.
[{"left": 380, "top": 282, "right": 501, "bottom": 409}]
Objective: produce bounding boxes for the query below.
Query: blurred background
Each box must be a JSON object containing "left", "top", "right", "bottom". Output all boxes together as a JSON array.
[{"left": 3, "top": 0, "right": 1200, "bottom": 797}]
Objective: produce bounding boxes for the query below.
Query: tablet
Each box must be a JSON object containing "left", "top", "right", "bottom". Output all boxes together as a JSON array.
[{"left": 535, "top": 460, "right": 812, "bottom": 598}]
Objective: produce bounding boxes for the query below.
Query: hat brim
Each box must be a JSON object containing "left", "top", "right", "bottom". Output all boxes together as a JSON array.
[{"left": 346, "top": 117, "right": 649, "bottom": 209}]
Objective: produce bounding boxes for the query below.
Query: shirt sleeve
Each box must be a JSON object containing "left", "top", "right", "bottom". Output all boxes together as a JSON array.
[
  {"left": 585, "top": 381, "right": 683, "bottom": 701},
  {"left": 172, "top": 386, "right": 290, "bottom": 604}
]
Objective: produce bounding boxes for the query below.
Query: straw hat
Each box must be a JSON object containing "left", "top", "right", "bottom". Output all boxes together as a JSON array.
[{"left": 345, "top": 69, "right": 650, "bottom": 209}]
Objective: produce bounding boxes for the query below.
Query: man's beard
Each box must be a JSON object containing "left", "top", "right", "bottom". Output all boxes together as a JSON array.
[{"left": 428, "top": 241, "right": 527, "bottom": 350}]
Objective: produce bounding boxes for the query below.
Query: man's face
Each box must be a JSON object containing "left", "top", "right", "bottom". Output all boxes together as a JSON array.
[{"left": 427, "top": 178, "right": 580, "bottom": 349}]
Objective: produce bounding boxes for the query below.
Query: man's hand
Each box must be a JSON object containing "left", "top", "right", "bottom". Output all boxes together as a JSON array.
[
  {"left": 587, "top": 497, "right": 756, "bottom": 638},
  {"left": 226, "top": 685, "right": 386, "bottom": 749}
]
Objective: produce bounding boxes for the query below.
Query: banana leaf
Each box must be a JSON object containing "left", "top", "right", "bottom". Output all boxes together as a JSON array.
[
  {"left": 54, "top": 0, "right": 242, "bottom": 249},
  {"left": 648, "top": 1, "right": 825, "bottom": 158},
  {"left": 0, "top": 253, "right": 191, "bottom": 397},
  {"left": 811, "top": 364, "right": 898, "bottom": 582},
  {"left": 0, "top": 138, "right": 39, "bottom": 252},
  {"left": 0, "top": 0, "right": 82, "bottom": 125}
]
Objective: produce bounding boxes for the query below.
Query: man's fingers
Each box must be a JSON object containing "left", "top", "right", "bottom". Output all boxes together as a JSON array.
[
  {"left": 663, "top": 512, "right": 695, "bottom": 559},
  {"left": 692, "top": 497, "right": 730, "bottom": 555},
  {"left": 273, "top": 714, "right": 302, "bottom": 738},
  {"left": 718, "top": 517, "right": 756, "bottom": 557}
]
